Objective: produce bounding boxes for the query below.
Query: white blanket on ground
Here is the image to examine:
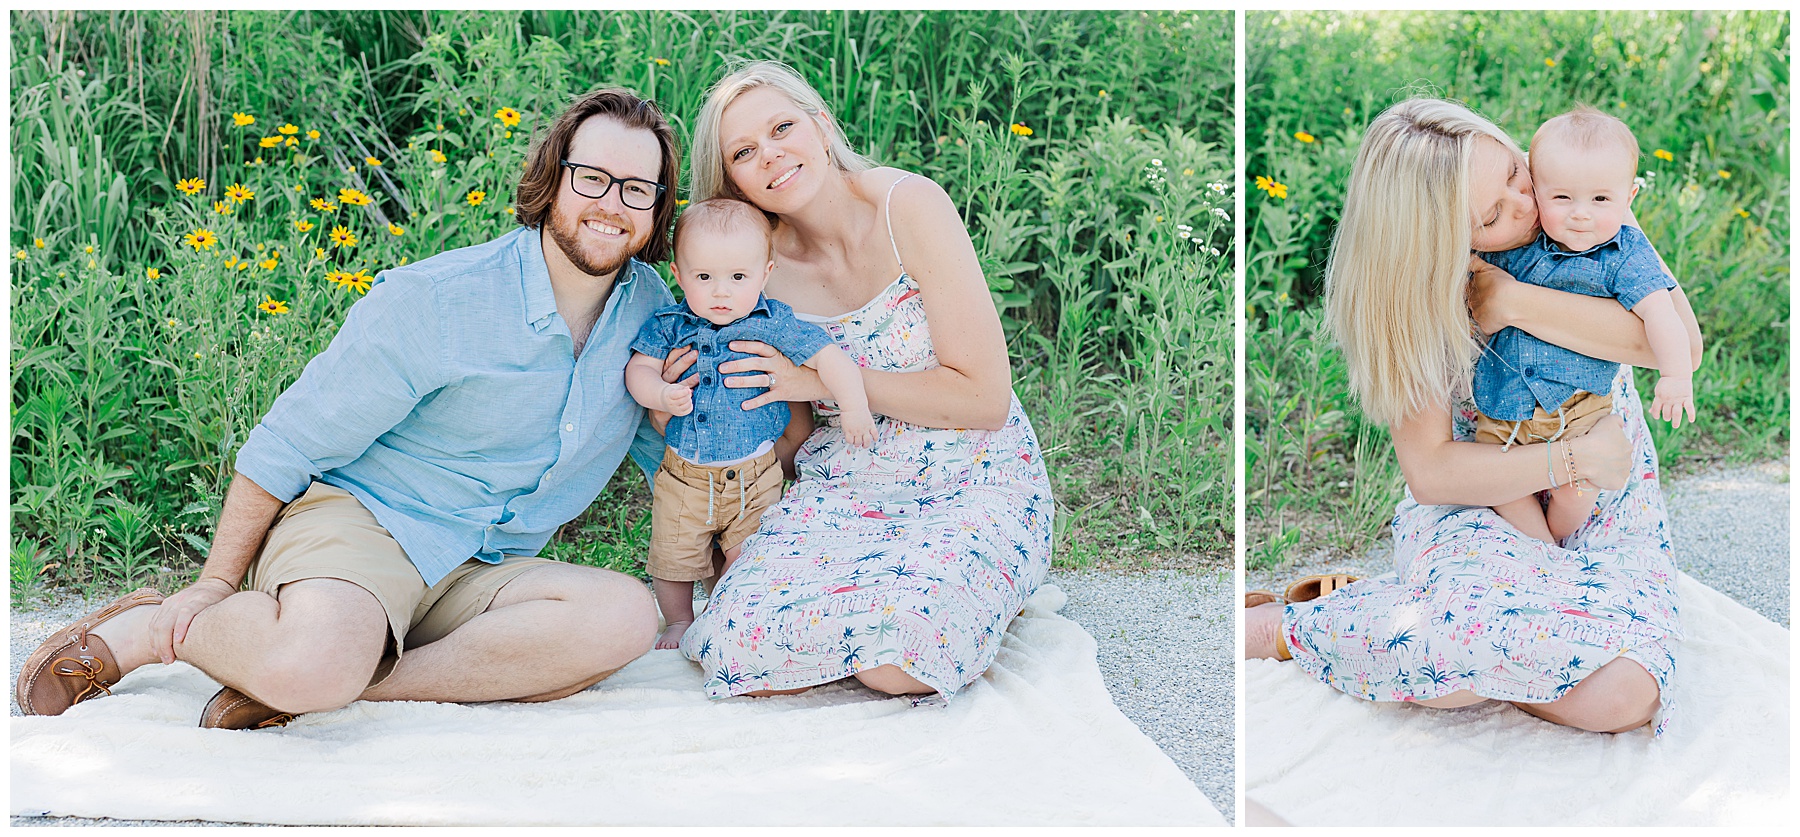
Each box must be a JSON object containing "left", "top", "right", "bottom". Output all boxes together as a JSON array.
[
  {"left": 1247, "top": 573, "right": 1788, "bottom": 826},
  {"left": 10, "top": 585, "right": 1223, "bottom": 826}
]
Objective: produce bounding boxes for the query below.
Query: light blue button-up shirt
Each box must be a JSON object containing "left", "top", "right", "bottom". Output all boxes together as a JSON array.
[{"left": 234, "top": 226, "right": 673, "bottom": 585}]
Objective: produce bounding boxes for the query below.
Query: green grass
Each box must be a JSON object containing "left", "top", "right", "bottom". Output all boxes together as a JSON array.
[
  {"left": 1246, "top": 10, "right": 1790, "bottom": 570},
  {"left": 9, "top": 10, "right": 1235, "bottom": 596}
]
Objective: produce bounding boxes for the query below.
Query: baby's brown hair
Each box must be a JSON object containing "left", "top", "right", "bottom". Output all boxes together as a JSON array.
[
  {"left": 1529, "top": 106, "right": 1640, "bottom": 175},
  {"left": 672, "top": 198, "right": 776, "bottom": 261}
]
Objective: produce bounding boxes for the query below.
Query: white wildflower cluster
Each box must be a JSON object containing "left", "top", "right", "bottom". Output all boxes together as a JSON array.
[
  {"left": 1144, "top": 158, "right": 1168, "bottom": 187},
  {"left": 1211, "top": 207, "right": 1230, "bottom": 222},
  {"left": 1207, "top": 181, "right": 1228, "bottom": 195}
]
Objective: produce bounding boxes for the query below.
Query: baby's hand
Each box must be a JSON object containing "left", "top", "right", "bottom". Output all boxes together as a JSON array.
[
  {"left": 663, "top": 381, "right": 695, "bottom": 416},
  {"left": 841, "top": 409, "right": 877, "bottom": 448},
  {"left": 1651, "top": 376, "right": 1695, "bottom": 428}
]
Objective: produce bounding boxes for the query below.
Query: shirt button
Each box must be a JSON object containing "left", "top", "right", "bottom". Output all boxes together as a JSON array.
[
  {"left": 564, "top": 423, "right": 575, "bottom": 432},
  {"left": 702, "top": 375, "right": 713, "bottom": 385},
  {"left": 1524, "top": 367, "right": 1535, "bottom": 377},
  {"left": 696, "top": 413, "right": 708, "bottom": 423}
]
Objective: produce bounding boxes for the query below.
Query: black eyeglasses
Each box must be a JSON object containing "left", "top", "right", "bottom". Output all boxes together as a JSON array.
[{"left": 560, "top": 161, "right": 667, "bottom": 210}]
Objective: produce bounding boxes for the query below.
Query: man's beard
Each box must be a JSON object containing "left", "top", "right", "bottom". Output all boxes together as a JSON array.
[{"left": 546, "top": 201, "right": 641, "bottom": 278}]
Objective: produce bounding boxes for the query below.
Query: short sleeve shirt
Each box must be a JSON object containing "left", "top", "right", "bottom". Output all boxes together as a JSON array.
[
  {"left": 631, "top": 295, "right": 835, "bottom": 463},
  {"left": 1473, "top": 225, "right": 1675, "bottom": 421}
]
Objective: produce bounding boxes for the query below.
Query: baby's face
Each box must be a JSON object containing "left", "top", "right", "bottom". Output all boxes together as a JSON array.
[
  {"left": 1529, "top": 139, "right": 1636, "bottom": 253},
  {"left": 673, "top": 226, "right": 774, "bottom": 326}
]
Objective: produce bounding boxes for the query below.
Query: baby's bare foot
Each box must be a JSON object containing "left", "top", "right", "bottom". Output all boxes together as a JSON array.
[
  {"left": 1244, "top": 602, "right": 1288, "bottom": 660},
  {"left": 656, "top": 620, "right": 692, "bottom": 650}
]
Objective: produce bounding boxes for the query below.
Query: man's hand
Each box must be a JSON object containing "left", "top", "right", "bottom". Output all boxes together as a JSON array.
[
  {"left": 147, "top": 576, "right": 237, "bottom": 664},
  {"left": 1651, "top": 376, "right": 1696, "bottom": 428}
]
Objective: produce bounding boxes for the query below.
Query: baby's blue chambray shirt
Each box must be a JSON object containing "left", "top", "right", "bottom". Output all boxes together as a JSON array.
[
  {"left": 630, "top": 295, "right": 834, "bottom": 464},
  {"left": 1474, "top": 224, "right": 1675, "bottom": 421},
  {"left": 234, "top": 226, "right": 674, "bottom": 586}
]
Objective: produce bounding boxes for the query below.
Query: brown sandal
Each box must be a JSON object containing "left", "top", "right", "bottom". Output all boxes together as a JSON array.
[
  {"left": 1244, "top": 590, "right": 1282, "bottom": 608},
  {"left": 15, "top": 587, "right": 164, "bottom": 716},
  {"left": 1284, "top": 573, "right": 1360, "bottom": 604}
]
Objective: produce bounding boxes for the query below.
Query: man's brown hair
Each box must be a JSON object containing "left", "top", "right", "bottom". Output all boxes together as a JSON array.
[{"left": 514, "top": 88, "right": 680, "bottom": 264}]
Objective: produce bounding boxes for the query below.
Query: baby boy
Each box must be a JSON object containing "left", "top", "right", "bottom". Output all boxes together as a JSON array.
[
  {"left": 626, "top": 198, "right": 875, "bottom": 649},
  {"left": 1474, "top": 106, "right": 1695, "bottom": 545}
]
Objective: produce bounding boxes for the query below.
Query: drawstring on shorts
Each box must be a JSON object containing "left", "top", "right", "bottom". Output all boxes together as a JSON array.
[{"left": 1500, "top": 403, "right": 1571, "bottom": 452}]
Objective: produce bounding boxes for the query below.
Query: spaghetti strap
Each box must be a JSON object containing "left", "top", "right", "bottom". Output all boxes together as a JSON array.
[{"left": 883, "top": 173, "right": 916, "bottom": 273}]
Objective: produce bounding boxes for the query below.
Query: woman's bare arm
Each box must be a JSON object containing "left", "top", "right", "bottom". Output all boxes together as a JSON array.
[
  {"left": 1391, "top": 404, "right": 1633, "bottom": 507},
  {"left": 724, "top": 175, "right": 1014, "bottom": 430}
]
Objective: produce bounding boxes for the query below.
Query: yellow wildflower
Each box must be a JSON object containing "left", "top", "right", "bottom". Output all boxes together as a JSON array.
[
  {"left": 13, "top": 249, "right": 27, "bottom": 261},
  {"left": 260, "top": 136, "right": 281, "bottom": 148},
  {"left": 213, "top": 200, "right": 233, "bottom": 215},
  {"left": 1653, "top": 149, "right": 1674, "bottom": 162},
  {"left": 1098, "top": 90, "right": 1109, "bottom": 99},
  {"left": 653, "top": 58, "right": 670, "bottom": 67},
  {"left": 505, "top": 206, "right": 516, "bottom": 215},
  {"left": 257, "top": 295, "right": 290, "bottom": 315},
  {"left": 232, "top": 112, "right": 255, "bottom": 126},
  {"left": 223, "top": 256, "right": 240, "bottom": 269},
  {"left": 33, "top": 237, "right": 45, "bottom": 249},
  {"left": 306, "top": 129, "right": 320, "bottom": 140},
  {"left": 84, "top": 244, "right": 94, "bottom": 254},
  {"left": 183, "top": 229, "right": 218, "bottom": 250},
  {"left": 1544, "top": 58, "right": 1556, "bottom": 68},
  {"left": 1009, "top": 123, "right": 1033, "bottom": 136},
  {"left": 278, "top": 123, "right": 298, "bottom": 135},
  {"left": 329, "top": 226, "right": 358, "bottom": 248},
  {"left": 338, "top": 188, "right": 372, "bottom": 206},
  {"left": 310, "top": 198, "right": 338, "bottom": 212},
  {"left": 494, "top": 107, "right": 521, "bottom": 127},
  {"left": 146, "top": 267, "right": 161, "bottom": 280},
  {"left": 1736, "top": 208, "right": 1750, "bottom": 218},
  {"left": 388, "top": 223, "right": 405, "bottom": 236},
  {"left": 430, "top": 149, "right": 447, "bottom": 164},
  {"left": 259, "top": 256, "right": 279, "bottom": 270},
  {"left": 226, "top": 183, "right": 255, "bottom": 203},
  {"left": 1295, "top": 131, "right": 1315, "bottom": 143},
  {"left": 176, "top": 177, "right": 206, "bottom": 195},
  {"left": 295, "top": 219, "right": 315, "bottom": 232},
  {"left": 1254, "top": 175, "right": 1288, "bottom": 199},
  {"left": 467, "top": 190, "right": 487, "bottom": 207},
  {"left": 1717, "top": 170, "right": 1732, "bottom": 179},
  {"left": 365, "top": 156, "right": 383, "bottom": 167},
  {"left": 328, "top": 268, "right": 373, "bottom": 294},
  {"left": 285, "top": 136, "right": 299, "bottom": 148},
  {"left": 314, "top": 247, "right": 326, "bottom": 260}
]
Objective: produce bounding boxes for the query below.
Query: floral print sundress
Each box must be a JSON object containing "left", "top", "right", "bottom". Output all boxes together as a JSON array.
[
  {"left": 681, "top": 174, "right": 1055, "bottom": 699},
  {"left": 1284, "top": 369, "right": 1681, "bottom": 735}
]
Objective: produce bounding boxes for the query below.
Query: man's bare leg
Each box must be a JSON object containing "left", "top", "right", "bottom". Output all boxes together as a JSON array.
[
  {"left": 88, "top": 578, "right": 389, "bottom": 713},
  {"left": 359, "top": 563, "right": 656, "bottom": 704}
]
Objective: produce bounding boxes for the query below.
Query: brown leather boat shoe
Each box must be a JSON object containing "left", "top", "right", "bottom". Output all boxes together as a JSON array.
[
  {"left": 15, "top": 587, "right": 164, "bottom": 716},
  {"left": 1284, "top": 573, "right": 1361, "bottom": 604},
  {"left": 199, "top": 686, "right": 296, "bottom": 730}
]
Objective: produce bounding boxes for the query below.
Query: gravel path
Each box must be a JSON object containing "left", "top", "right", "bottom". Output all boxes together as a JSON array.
[
  {"left": 1249, "top": 460, "right": 1790, "bottom": 626},
  {"left": 10, "top": 567, "right": 1236, "bottom": 826}
]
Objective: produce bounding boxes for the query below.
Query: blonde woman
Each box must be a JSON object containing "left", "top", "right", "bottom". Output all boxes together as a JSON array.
[
  {"left": 1246, "top": 98, "right": 1702, "bottom": 735},
  {"left": 667, "top": 61, "right": 1053, "bottom": 699}
]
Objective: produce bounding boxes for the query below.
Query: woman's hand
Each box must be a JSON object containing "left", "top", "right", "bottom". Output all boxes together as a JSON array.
[
  {"left": 1569, "top": 414, "right": 1631, "bottom": 491},
  {"left": 1467, "top": 255, "right": 1519, "bottom": 336},
  {"left": 721, "top": 340, "right": 828, "bottom": 408}
]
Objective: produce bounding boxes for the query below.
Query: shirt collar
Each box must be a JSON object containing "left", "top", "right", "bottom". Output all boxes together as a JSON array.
[
  {"left": 519, "top": 228, "right": 645, "bottom": 332},
  {"left": 658, "top": 293, "right": 773, "bottom": 325},
  {"left": 1540, "top": 227, "right": 1625, "bottom": 258}
]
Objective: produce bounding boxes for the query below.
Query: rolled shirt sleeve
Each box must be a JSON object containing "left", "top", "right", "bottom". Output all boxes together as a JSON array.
[{"left": 234, "top": 273, "right": 448, "bottom": 501}]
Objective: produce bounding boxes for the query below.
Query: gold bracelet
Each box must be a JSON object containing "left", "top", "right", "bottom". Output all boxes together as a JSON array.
[{"left": 1562, "top": 440, "right": 1584, "bottom": 495}]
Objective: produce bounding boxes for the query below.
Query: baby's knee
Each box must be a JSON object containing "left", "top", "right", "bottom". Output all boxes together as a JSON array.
[{"left": 1565, "top": 660, "right": 1660, "bottom": 733}]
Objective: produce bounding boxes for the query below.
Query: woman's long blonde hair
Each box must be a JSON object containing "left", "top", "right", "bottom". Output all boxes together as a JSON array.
[
  {"left": 689, "top": 60, "right": 875, "bottom": 205},
  {"left": 1323, "top": 97, "right": 1524, "bottom": 427}
]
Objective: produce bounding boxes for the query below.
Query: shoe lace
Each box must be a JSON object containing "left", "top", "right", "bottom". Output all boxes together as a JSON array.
[
  {"left": 49, "top": 655, "right": 111, "bottom": 703},
  {"left": 257, "top": 713, "right": 296, "bottom": 729}
]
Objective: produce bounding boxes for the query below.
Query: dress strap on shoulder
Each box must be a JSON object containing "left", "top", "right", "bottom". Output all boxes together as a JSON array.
[{"left": 882, "top": 173, "right": 916, "bottom": 273}]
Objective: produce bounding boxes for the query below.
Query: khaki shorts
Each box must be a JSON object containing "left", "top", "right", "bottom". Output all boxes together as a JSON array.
[
  {"left": 648, "top": 447, "right": 784, "bottom": 582},
  {"left": 247, "top": 482, "right": 556, "bottom": 685},
  {"left": 1475, "top": 391, "right": 1614, "bottom": 450}
]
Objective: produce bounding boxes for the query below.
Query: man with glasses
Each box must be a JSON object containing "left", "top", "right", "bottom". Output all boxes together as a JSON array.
[{"left": 16, "top": 89, "right": 682, "bottom": 730}]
